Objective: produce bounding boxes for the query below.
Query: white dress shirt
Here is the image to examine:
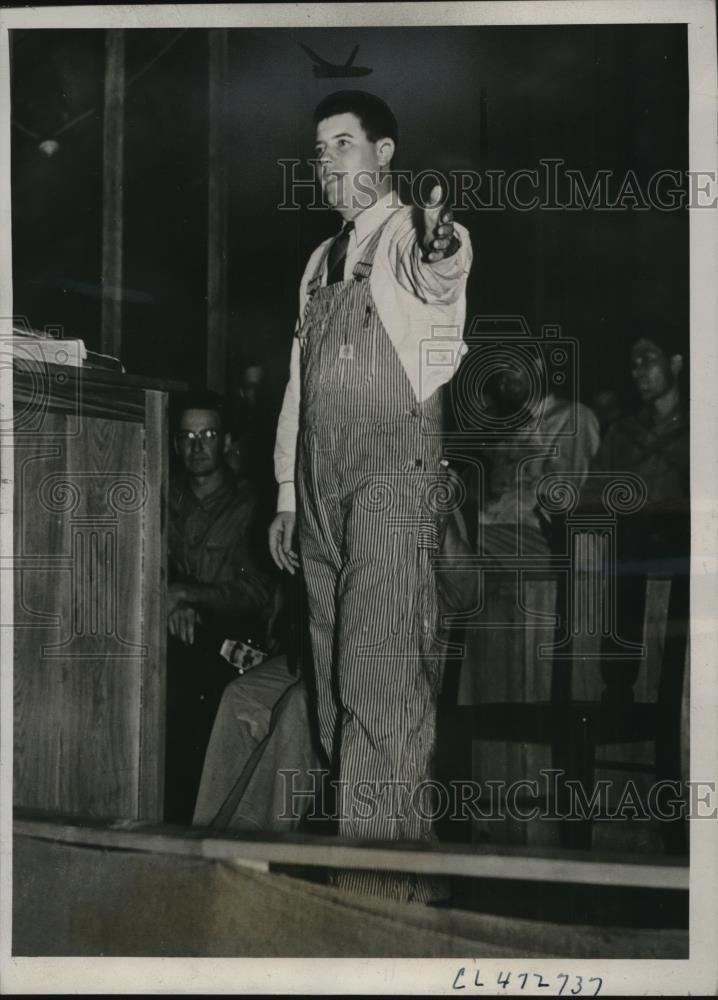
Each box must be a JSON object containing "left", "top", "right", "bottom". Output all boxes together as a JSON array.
[
  {"left": 274, "top": 191, "right": 473, "bottom": 512},
  {"left": 481, "top": 394, "right": 601, "bottom": 531}
]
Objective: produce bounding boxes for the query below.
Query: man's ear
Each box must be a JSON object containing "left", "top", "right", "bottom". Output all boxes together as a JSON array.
[
  {"left": 670, "top": 354, "right": 683, "bottom": 379},
  {"left": 375, "top": 137, "right": 395, "bottom": 169},
  {"left": 172, "top": 435, "right": 180, "bottom": 456},
  {"left": 222, "top": 431, "right": 232, "bottom": 453}
]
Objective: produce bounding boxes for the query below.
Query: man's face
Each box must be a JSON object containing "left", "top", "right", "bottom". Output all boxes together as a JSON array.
[
  {"left": 497, "top": 365, "right": 533, "bottom": 409},
  {"left": 175, "top": 408, "right": 226, "bottom": 477},
  {"left": 630, "top": 338, "right": 679, "bottom": 402},
  {"left": 239, "top": 364, "right": 263, "bottom": 408},
  {"left": 315, "top": 112, "right": 391, "bottom": 216}
]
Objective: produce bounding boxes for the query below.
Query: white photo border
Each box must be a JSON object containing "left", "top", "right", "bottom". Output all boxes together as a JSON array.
[{"left": 0, "top": 1, "right": 716, "bottom": 994}]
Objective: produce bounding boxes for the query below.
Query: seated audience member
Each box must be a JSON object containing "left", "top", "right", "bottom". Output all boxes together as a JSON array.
[
  {"left": 192, "top": 579, "right": 322, "bottom": 834},
  {"left": 238, "top": 358, "right": 265, "bottom": 410},
  {"left": 591, "top": 388, "right": 623, "bottom": 436},
  {"left": 585, "top": 331, "right": 689, "bottom": 564},
  {"left": 580, "top": 331, "right": 689, "bottom": 703},
  {"left": 467, "top": 352, "right": 600, "bottom": 561},
  {"left": 165, "top": 392, "right": 276, "bottom": 823},
  {"left": 225, "top": 358, "right": 278, "bottom": 513}
]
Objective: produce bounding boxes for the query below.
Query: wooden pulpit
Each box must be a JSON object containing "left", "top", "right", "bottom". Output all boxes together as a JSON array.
[{"left": 13, "top": 360, "right": 169, "bottom": 821}]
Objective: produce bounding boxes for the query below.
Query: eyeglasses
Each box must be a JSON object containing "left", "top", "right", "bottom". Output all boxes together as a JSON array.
[{"left": 175, "top": 428, "right": 220, "bottom": 443}]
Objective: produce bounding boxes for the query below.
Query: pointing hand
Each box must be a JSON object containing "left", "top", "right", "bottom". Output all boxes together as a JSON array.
[{"left": 422, "top": 184, "right": 458, "bottom": 262}]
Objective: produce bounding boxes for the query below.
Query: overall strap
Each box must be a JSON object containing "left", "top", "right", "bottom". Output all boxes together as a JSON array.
[
  {"left": 306, "top": 211, "right": 395, "bottom": 295},
  {"left": 352, "top": 214, "right": 394, "bottom": 282},
  {"left": 306, "top": 240, "right": 333, "bottom": 299}
]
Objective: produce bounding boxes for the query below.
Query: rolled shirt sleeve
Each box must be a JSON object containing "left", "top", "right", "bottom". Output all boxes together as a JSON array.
[
  {"left": 370, "top": 210, "right": 473, "bottom": 401},
  {"left": 534, "top": 402, "right": 601, "bottom": 522},
  {"left": 388, "top": 209, "right": 473, "bottom": 306}
]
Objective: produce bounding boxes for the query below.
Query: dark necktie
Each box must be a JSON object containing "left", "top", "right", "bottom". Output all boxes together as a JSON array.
[{"left": 325, "top": 221, "right": 354, "bottom": 285}]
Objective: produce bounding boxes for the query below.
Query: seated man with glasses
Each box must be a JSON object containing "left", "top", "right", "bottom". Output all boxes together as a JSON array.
[{"left": 165, "top": 391, "right": 295, "bottom": 823}]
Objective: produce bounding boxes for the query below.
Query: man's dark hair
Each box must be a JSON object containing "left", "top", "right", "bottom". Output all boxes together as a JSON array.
[
  {"left": 174, "top": 389, "right": 225, "bottom": 432},
  {"left": 631, "top": 328, "right": 686, "bottom": 362},
  {"left": 314, "top": 90, "right": 398, "bottom": 145}
]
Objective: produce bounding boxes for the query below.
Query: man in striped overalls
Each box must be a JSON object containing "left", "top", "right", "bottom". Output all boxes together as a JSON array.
[{"left": 270, "top": 91, "right": 473, "bottom": 902}]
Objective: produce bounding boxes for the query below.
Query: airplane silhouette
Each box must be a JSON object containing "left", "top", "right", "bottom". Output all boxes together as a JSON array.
[{"left": 300, "top": 43, "right": 372, "bottom": 78}]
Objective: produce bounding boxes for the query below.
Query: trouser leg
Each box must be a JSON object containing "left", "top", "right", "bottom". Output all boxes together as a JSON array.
[
  {"left": 330, "top": 497, "right": 446, "bottom": 903},
  {"left": 239, "top": 681, "right": 323, "bottom": 832},
  {"left": 334, "top": 547, "right": 441, "bottom": 841},
  {"left": 297, "top": 443, "right": 343, "bottom": 763},
  {"left": 302, "top": 554, "right": 341, "bottom": 763},
  {"left": 193, "top": 654, "right": 306, "bottom": 828},
  {"left": 299, "top": 447, "right": 447, "bottom": 901}
]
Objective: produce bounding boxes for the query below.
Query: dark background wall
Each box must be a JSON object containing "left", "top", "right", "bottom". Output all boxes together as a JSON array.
[{"left": 10, "top": 24, "right": 688, "bottom": 403}]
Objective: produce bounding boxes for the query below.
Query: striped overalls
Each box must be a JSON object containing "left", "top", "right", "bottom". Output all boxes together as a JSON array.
[{"left": 297, "top": 222, "right": 445, "bottom": 901}]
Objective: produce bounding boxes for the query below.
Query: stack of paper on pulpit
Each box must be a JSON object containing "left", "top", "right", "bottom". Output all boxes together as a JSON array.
[{"left": 10, "top": 332, "right": 87, "bottom": 368}]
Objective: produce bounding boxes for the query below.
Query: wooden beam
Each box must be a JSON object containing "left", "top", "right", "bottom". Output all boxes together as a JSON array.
[
  {"left": 206, "top": 28, "right": 229, "bottom": 394},
  {"left": 101, "top": 29, "right": 125, "bottom": 358},
  {"left": 14, "top": 816, "right": 689, "bottom": 891},
  {"left": 137, "top": 389, "right": 168, "bottom": 821}
]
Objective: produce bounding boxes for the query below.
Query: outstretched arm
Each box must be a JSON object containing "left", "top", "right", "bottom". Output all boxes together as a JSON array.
[{"left": 389, "top": 185, "right": 473, "bottom": 305}]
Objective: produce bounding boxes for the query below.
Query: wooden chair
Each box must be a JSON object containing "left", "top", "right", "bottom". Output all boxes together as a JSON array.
[{"left": 442, "top": 474, "right": 689, "bottom": 854}]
